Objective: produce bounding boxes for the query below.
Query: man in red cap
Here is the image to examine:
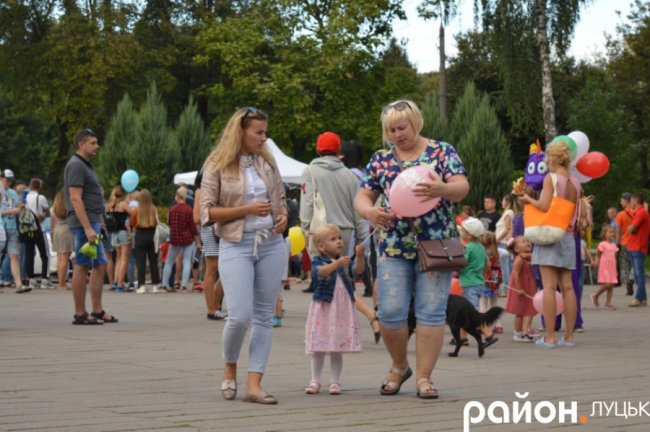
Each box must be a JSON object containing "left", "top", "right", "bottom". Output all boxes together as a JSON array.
[{"left": 300, "top": 131, "right": 367, "bottom": 293}]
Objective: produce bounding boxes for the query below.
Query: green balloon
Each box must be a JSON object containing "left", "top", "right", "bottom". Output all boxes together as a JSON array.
[{"left": 551, "top": 135, "right": 577, "bottom": 161}]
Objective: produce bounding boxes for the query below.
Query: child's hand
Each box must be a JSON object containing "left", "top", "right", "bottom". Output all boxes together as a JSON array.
[
  {"left": 355, "top": 244, "right": 365, "bottom": 256},
  {"left": 337, "top": 256, "right": 351, "bottom": 268}
]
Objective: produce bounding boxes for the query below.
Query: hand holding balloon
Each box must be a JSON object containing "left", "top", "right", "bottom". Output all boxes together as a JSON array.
[
  {"left": 389, "top": 166, "right": 441, "bottom": 217},
  {"left": 414, "top": 170, "right": 445, "bottom": 203}
]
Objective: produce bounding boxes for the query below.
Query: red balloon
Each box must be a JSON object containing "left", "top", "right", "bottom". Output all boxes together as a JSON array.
[{"left": 576, "top": 151, "right": 610, "bottom": 178}]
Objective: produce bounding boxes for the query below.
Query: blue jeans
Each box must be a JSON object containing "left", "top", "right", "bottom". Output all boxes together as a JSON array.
[
  {"left": 498, "top": 244, "right": 511, "bottom": 295},
  {"left": 162, "top": 243, "right": 195, "bottom": 289},
  {"left": 377, "top": 258, "right": 452, "bottom": 327},
  {"left": 71, "top": 222, "right": 107, "bottom": 267},
  {"left": 629, "top": 251, "right": 647, "bottom": 301},
  {"left": 462, "top": 284, "right": 483, "bottom": 309}
]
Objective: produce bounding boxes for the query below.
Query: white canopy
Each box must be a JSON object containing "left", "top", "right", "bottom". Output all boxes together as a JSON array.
[{"left": 173, "top": 138, "right": 308, "bottom": 186}]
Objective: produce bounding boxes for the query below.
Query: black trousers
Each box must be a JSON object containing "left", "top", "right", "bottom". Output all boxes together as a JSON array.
[
  {"left": 134, "top": 229, "right": 160, "bottom": 285},
  {"left": 25, "top": 229, "right": 48, "bottom": 280}
]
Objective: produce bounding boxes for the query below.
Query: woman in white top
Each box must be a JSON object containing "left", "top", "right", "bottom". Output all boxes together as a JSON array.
[{"left": 495, "top": 195, "right": 517, "bottom": 295}]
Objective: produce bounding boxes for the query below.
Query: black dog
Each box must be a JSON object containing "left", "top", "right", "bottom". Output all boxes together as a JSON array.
[{"left": 446, "top": 295, "right": 504, "bottom": 358}]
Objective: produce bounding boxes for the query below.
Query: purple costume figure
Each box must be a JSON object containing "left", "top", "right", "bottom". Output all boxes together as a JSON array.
[{"left": 522, "top": 141, "right": 584, "bottom": 331}]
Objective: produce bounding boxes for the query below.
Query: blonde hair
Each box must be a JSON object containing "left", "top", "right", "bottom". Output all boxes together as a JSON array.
[
  {"left": 136, "top": 189, "right": 157, "bottom": 228},
  {"left": 380, "top": 99, "right": 424, "bottom": 147},
  {"left": 545, "top": 140, "right": 571, "bottom": 169},
  {"left": 207, "top": 107, "right": 272, "bottom": 175},
  {"left": 312, "top": 224, "right": 340, "bottom": 250},
  {"left": 107, "top": 185, "right": 125, "bottom": 210},
  {"left": 52, "top": 190, "right": 67, "bottom": 220},
  {"left": 176, "top": 186, "right": 188, "bottom": 202}
]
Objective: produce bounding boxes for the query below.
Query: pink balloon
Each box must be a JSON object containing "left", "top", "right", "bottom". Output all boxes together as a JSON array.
[
  {"left": 576, "top": 151, "right": 610, "bottom": 179},
  {"left": 388, "top": 166, "right": 441, "bottom": 217},
  {"left": 532, "top": 290, "right": 564, "bottom": 316}
]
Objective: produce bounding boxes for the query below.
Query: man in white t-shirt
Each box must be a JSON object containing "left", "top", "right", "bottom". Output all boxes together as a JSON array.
[{"left": 24, "top": 178, "right": 51, "bottom": 289}]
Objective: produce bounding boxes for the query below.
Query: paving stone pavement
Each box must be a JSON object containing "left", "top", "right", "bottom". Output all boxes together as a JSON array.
[{"left": 1, "top": 282, "right": 649, "bottom": 432}]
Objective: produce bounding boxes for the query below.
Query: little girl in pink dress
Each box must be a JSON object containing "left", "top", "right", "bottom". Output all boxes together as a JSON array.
[
  {"left": 592, "top": 225, "right": 618, "bottom": 310},
  {"left": 304, "top": 224, "right": 363, "bottom": 395}
]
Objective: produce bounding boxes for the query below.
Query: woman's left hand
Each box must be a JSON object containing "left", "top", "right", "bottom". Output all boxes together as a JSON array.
[
  {"left": 274, "top": 214, "right": 288, "bottom": 234},
  {"left": 414, "top": 171, "right": 446, "bottom": 201}
]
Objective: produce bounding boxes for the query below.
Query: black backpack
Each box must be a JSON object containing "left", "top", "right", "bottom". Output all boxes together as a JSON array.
[{"left": 18, "top": 207, "right": 39, "bottom": 242}]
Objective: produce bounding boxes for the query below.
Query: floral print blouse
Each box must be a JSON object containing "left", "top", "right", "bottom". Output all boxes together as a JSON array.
[{"left": 361, "top": 140, "right": 466, "bottom": 260}]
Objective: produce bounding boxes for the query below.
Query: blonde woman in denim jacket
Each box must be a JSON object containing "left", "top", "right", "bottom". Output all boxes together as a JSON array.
[{"left": 200, "top": 107, "right": 288, "bottom": 405}]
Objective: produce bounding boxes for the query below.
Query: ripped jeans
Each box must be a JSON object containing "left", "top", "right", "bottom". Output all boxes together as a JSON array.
[{"left": 377, "top": 257, "right": 452, "bottom": 328}]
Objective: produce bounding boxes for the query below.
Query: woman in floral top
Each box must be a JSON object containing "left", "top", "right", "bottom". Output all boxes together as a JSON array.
[{"left": 354, "top": 100, "right": 468, "bottom": 399}]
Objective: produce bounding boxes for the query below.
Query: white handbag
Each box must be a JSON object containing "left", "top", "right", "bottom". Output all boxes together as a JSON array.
[{"left": 308, "top": 167, "right": 327, "bottom": 256}]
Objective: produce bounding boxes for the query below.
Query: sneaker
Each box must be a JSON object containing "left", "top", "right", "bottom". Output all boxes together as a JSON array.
[
  {"left": 135, "top": 286, "right": 147, "bottom": 294},
  {"left": 574, "top": 326, "right": 585, "bottom": 333},
  {"left": 151, "top": 285, "right": 162, "bottom": 294},
  {"left": 283, "top": 284, "right": 290, "bottom": 291},
  {"left": 29, "top": 279, "right": 39, "bottom": 289},
  {"left": 629, "top": 299, "right": 647, "bottom": 307},
  {"left": 492, "top": 326, "right": 504, "bottom": 334},
  {"left": 527, "top": 329, "right": 539, "bottom": 337},
  {"left": 215, "top": 310, "right": 227, "bottom": 319},
  {"left": 16, "top": 286, "right": 32, "bottom": 294},
  {"left": 513, "top": 332, "right": 533, "bottom": 343},
  {"left": 272, "top": 316, "right": 282, "bottom": 327},
  {"left": 40, "top": 280, "right": 53, "bottom": 290},
  {"left": 110, "top": 283, "right": 118, "bottom": 291},
  {"left": 115, "top": 286, "right": 125, "bottom": 293}
]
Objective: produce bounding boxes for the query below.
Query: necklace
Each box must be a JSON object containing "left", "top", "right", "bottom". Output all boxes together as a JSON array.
[{"left": 239, "top": 155, "right": 254, "bottom": 167}]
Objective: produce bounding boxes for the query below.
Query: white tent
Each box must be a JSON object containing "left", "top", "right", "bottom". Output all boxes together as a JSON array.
[{"left": 173, "top": 138, "right": 308, "bottom": 186}]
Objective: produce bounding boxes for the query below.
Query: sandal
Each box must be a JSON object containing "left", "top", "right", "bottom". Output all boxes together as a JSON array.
[
  {"left": 72, "top": 312, "right": 103, "bottom": 325},
  {"left": 380, "top": 365, "right": 412, "bottom": 395},
  {"left": 369, "top": 317, "right": 381, "bottom": 344},
  {"left": 305, "top": 381, "right": 321, "bottom": 394},
  {"left": 416, "top": 378, "right": 439, "bottom": 400},
  {"left": 328, "top": 382, "right": 341, "bottom": 395},
  {"left": 221, "top": 379, "right": 237, "bottom": 400},
  {"left": 242, "top": 390, "right": 277, "bottom": 405},
  {"left": 90, "top": 310, "right": 118, "bottom": 323}
]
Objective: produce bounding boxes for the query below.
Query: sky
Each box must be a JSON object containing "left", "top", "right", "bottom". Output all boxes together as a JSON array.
[{"left": 393, "top": 0, "right": 633, "bottom": 73}]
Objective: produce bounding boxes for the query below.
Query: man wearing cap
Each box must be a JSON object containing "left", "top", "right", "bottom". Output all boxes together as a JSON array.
[
  {"left": 627, "top": 193, "right": 649, "bottom": 307},
  {"left": 615, "top": 192, "right": 636, "bottom": 295},
  {"left": 300, "top": 131, "right": 367, "bottom": 290},
  {"left": 64, "top": 129, "right": 117, "bottom": 324},
  {"left": 1, "top": 169, "right": 30, "bottom": 293}
]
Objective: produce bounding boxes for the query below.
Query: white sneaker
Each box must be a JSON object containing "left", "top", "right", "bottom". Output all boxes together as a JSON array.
[
  {"left": 513, "top": 332, "right": 534, "bottom": 343},
  {"left": 214, "top": 310, "right": 228, "bottom": 319},
  {"left": 151, "top": 285, "right": 162, "bottom": 294},
  {"left": 135, "top": 286, "right": 147, "bottom": 294},
  {"left": 29, "top": 279, "right": 39, "bottom": 289},
  {"left": 40, "top": 280, "right": 53, "bottom": 290}
]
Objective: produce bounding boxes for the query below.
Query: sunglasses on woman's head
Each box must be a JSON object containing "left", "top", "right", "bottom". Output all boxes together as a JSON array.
[
  {"left": 240, "top": 107, "right": 266, "bottom": 127},
  {"left": 382, "top": 101, "right": 412, "bottom": 114}
]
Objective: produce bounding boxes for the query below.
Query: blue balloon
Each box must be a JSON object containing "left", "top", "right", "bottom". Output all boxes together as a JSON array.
[{"left": 121, "top": 169, "right": 139, "bottom": 193}]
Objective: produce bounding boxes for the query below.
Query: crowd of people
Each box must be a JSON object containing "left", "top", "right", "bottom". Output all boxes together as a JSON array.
[{"left": 1, "top": 99, "right": 649, "bottom": 404}]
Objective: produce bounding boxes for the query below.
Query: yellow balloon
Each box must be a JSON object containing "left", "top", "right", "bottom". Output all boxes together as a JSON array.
[{"left": 288, "top": 226, "right": 306, "bottom": 256}]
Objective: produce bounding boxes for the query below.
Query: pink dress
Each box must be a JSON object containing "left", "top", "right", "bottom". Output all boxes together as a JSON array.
[
  {"left": 505, "top": 257, "right": 537, "bottom": 317},
  {"left": 305, "top": 275, "right": 362, "bottom": 354},
  {"left": 597, "top": 241, "right": 618, "bottom": 284}
]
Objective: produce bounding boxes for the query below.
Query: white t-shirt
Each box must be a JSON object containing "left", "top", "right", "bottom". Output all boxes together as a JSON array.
[
  {"left": 26, "top": 190, "right": 49, "bottom": 220},
  {"left": 495, "top": 209, "right": 515, "bottom": 242}
]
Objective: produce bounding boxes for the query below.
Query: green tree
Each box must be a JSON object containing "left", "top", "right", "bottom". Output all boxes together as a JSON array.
[
  {"left": 99, "top": 94, "right": 139, "bottom": 191},
  {"left": 420, "top": 90, "right": 449, "bottom": 142},
  {"left": 173, "top": 98, "right": 212, "bottom": 173},
  {"left": 447, "top": 83, "right": 512, "bottom": 209}
]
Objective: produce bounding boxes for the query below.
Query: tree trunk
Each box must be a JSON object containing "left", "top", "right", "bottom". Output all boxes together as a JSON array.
[
  {"left": 535, "top": 0, "right": 557, "bottom": 142},
  {"left": 439, "top": 23, "right": 447, "bottom": 121}
]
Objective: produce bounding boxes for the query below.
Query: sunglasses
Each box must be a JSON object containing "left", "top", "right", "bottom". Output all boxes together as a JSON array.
[
  {"left": 382, "top": 100, "right": 412, "bottom": 114},
  {"left": 240, "top": 107, "right": 266, "bottom": 127}
]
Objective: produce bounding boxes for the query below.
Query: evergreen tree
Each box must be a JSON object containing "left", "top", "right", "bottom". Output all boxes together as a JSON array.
[
  {"left": 173, "top": 98, "right": 212, "bottom": 174},
  {"left": 130, "top": 83, "right": 175, "bottom": 203},
  {"left": 100, "top": 94, "right": 139, "bottom": 191},
  {"left": 420, "top": 90, "right": 449, "bottom": 142},
  {"left": 457, "top": 93, "right": 513, "bottom": 211},
  {"left": 449, "top": 82, "right": 482, "bottom": 150}
]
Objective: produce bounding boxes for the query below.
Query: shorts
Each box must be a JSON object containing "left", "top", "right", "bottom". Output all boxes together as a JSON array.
[
  {"left": 110, "top": 230, "right": 130, "bottom": 247},
  {"left": 377, "top": 257, "right": 452, "bottom": 327},
  {"left": 462, "top": 284, "right": 483, "bottom": 309},
  {"left": 5, "top": 230, "right": 20, "bottom": 255},
  {"left": 531, "top": 233, "right": 576, "bottom": 270},
  {"left": 72, "top": 222, "right": 107, "bottom": 268},
  {"left": 199, "top": 225, "right": 219, "bottom": 257}
]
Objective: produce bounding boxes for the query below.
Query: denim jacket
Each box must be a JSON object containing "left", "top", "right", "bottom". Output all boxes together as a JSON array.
[{"left": 311, "top": 255, "right": 355, "bottom": 303}]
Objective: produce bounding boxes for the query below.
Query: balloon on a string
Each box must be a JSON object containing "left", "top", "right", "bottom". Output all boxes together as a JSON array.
[
  {"left": 121, "top": 170, "right": 140, "bottom": 193},
  {"left": 570, "top": 164, "right": 592, "bottom": 184},
  {"left": 576, "top": 151, "right": 610, "bottom": 179},
  {"left": 388, "top": 166, "right": 441, "bottom": 217},
  {"left": 533, "top": 290, "right": 564, "bottom": 316},
  {"left": 288, "top": 226, "right": 305, "bottom": 256},
  {"left": 551, "top": 135, "right": 577, "bottom": 162},
  {"left": 568, "top": 131, "right": 590, "bottom": 163}
]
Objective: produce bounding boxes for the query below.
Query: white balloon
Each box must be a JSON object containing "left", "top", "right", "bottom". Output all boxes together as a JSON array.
[
  {"left": 570, "top": 164, "right": 591, "bottom": 183},
  {"left": 568, "top": 131, "right": 590, "bottom": 163}
]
